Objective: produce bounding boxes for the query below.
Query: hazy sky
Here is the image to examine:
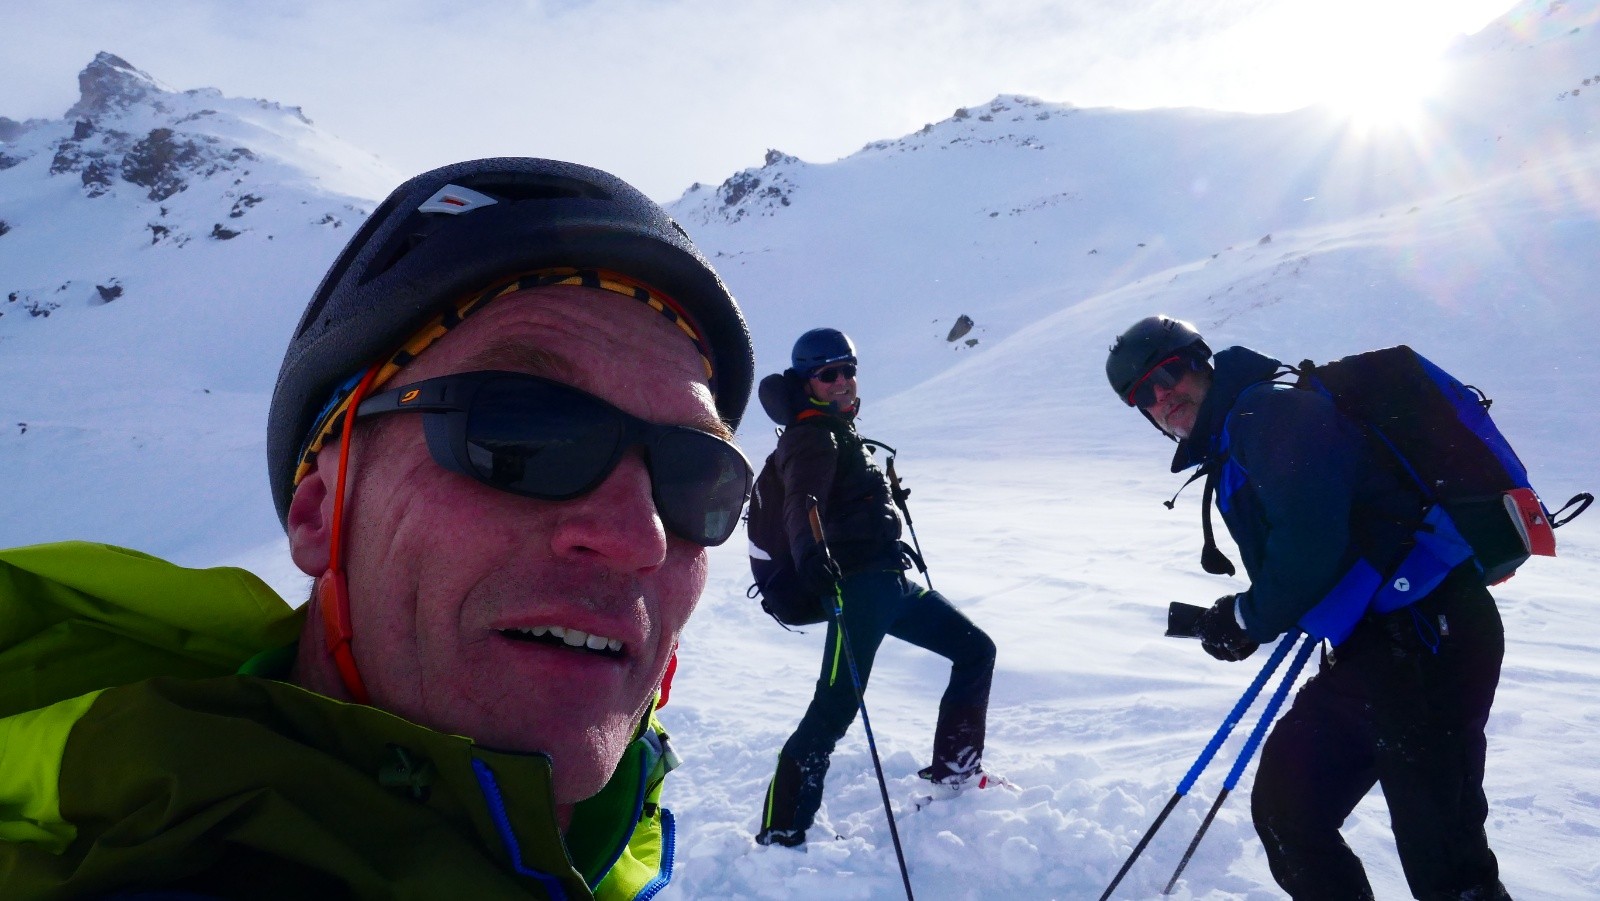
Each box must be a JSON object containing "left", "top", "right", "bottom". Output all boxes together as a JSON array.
[{"left": 4, "top": 0, "right": 1518, "bottom": 200}]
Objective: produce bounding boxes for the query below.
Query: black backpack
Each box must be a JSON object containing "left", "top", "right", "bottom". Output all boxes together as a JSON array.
[
  {"left": 745, "top": 450, "right": 827, "bottom": 627},
  {"left": 745, "top": 372, "right": 831, "bottom": 627}
]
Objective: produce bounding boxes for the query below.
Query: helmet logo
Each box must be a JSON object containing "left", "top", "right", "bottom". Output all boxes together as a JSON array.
[
  {"left": 1393, "top": 577, "right": 1411, "bottom": 592},
  {"left": 400, "top": 389, "right": 421, "bottom": 404},
  {"left": 418, "top": 184, "right": 500, "bottom": 215}
]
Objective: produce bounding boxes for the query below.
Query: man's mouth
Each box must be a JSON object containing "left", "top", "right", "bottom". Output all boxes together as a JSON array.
[{"left": 499, "top": 625, "right": 625, "bottom": 658}]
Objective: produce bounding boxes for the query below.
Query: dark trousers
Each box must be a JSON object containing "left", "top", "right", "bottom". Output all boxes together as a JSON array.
[
  {"left": 761, "top": 570, "right": 996, "bottom": 835},
  {"left": 1252, "top": 571, "right": 1511, "bottom": 900}
]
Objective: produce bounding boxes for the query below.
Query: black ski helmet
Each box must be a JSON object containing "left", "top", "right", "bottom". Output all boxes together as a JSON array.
[
  {"left": 1105, "top": 315, "right": 1211, "bottom": 405},
  {"left": 790, "top": 328, "right": 857, "bottom": 375},
  {"left": 268, "top": 157, "right": 754, "bottom": 527}
]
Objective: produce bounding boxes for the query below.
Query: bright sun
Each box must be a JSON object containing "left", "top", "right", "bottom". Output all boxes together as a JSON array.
[
  {"left": 1319, "top": 52, "right": 1445, "bottom": 128},
  {"left": 1256, "top": 0, "right": 1492, "bottom": 130}
]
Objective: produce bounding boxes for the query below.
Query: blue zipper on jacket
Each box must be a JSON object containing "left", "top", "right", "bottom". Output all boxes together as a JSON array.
[
  {"left": 633, "top": 809, "right": 676, "bottom": 901},
  {"left": 470, "top": 758, "right": 569, "bottom": 900}
]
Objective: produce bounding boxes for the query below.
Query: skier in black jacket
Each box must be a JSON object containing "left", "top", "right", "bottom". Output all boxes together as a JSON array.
[
  {"left": 1106, "top": 315, "right": 1511, "bottom": 901},
  {"left": 756, "top": 328, "right": 997, "bottom": 848}
]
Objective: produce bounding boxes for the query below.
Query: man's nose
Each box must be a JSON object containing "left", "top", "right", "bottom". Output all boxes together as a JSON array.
[{"left": 548, "top": 452, "right": 668, "bottom": 572}]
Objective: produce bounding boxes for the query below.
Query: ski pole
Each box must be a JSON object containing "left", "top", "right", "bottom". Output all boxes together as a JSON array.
[
  {"left": 1162, "top": 633, "right": 1317, "bottom": 894},
  {"left": 884, "top": 455, "right": 933, "bottom": 590},
  {"left": 1096, "top": 629, "right": 1301, "bottom": 901},
  {"left": 808, "top": 496, "right": 916, "bottom": 901}
]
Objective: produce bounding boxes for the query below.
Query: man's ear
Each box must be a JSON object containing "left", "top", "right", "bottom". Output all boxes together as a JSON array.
[{"left": 287, "top": 458, "right": 335, "bottom": 577}]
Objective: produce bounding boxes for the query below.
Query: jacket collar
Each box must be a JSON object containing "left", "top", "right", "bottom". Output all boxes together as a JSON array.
[
  {"left": 760, "top": 371, "right": 858, "bottom": 426},
  {"left": 1169, "top": 346, "right": 1284, "bottom": 473}
]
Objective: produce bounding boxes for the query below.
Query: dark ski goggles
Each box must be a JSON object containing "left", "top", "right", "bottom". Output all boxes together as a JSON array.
[
  {"left": 810, "top": 364, "right": 857, "bottom": 383},
  {"left": 355, "top": 370, "right": 752, "bottom": 546},
  {"left": 1125, "top": 355, "right": 1194, "bottom": 408}
]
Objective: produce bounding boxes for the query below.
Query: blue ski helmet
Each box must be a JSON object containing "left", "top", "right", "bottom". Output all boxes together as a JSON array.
[
  {"left": 1106, "top": 315, "right": 1211, "bottom": 405},
  {"left": 791, "top": 328, "right": 857, "bottom": 376},
  {"left": 268, "top": 157, "right": 753, "bottom": 527}
]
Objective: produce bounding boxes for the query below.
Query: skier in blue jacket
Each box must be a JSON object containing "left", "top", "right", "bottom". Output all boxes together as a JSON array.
[{"left": 1107, "top": 315, "right": 1511, "bottom": 901}]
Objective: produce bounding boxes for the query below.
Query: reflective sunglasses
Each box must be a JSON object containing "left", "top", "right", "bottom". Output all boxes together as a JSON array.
[
  {"left": 354, "top": 370, "right": 753, "bottom": 546},
  {"left": 1125, "top": 355, "right": 1194, "bottom": 408},
  {"left": 810, "top": 364, "right": 857, "bottom": 383}
]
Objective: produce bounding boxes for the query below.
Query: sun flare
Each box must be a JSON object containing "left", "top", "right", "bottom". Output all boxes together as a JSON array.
[{"left": 1318, "top": 52, "right": 1445, "bottom": 128}]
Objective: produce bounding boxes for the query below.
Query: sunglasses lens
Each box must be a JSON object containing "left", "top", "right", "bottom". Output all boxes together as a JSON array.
[
  {"left": 1129, "top": 357, "right": 1189, "bottom": 408},
  {"left": 650, "top": 430, "right": 753, "bottom": 545},
  {"left": 458, "top": 375, "right": 749, "bottom": 545},
  {"left": 815, "top": 364, "right": 856, "bottom": 383},
  {"left": 464, "top": 379, "right": 621, "bottom": 498}
]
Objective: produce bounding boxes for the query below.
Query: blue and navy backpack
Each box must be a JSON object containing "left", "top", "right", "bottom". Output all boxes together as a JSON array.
[{"left": 1203, "top": 345, "right": 1591, "bottom": 643}]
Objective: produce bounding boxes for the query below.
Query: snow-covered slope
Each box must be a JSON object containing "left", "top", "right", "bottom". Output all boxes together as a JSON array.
[
  {"left": 4, "top": 3, "right": 1599, "bottom": 895},
  {"left": 668, "top": 0, "right": 1600, "bottom": 421},
  {"left": 0, "top": 53, "right": 394, "bottom": 561}
]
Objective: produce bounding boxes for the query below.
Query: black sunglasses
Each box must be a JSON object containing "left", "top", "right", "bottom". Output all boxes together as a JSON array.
[
  {"left": 1125, "top": 355, "right": 1194, "bottom": 409},
  {"left": 355, "top": 371, "right": 752, "bottom": 546},
  {"left": 811, "top": 364, "right": 857, "bottom": 383}
]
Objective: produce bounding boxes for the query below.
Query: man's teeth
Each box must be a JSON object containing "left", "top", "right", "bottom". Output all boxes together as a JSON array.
[{"left": 516, "top": 625, "right": 624, "bottom": 653}]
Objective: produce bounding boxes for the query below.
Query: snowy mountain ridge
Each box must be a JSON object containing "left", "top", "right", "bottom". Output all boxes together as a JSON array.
[{"left": 0, "top": 52, "right": 390, "bottom": 325}]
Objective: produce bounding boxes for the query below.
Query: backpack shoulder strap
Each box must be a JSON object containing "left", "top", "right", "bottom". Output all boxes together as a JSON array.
[{"left": 1198, "top": 462, "right": 1237, "bottom": 577}]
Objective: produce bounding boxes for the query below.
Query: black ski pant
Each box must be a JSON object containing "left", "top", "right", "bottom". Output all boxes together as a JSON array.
[
  {"left": 761, "top": 569, "right": 995, "bottom": 836},
  {"left": 1251, "top": 570, "right": 1510, "bottom": 900}
]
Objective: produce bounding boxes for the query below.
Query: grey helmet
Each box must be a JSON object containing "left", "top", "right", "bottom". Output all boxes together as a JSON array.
[
  {"left": 268, "top": 157, "right": 753, "bottom": 527},
  {"left": 1106, "top": 315, "right": 1211, "bottom": 406}
]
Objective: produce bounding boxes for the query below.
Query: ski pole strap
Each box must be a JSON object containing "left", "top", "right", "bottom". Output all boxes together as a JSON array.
[
  {"left": 828, "top": 586, "right": 845, "bottom": 687},
  {"left": 1176, "top": 629, "right": 1300, "bottom": 796},
  {"left": 1549, "top": 492, "right": 1593, "bottom": 528},
  {"left": 1222, "top": 634, "right": 1315, "bottom": 790}
]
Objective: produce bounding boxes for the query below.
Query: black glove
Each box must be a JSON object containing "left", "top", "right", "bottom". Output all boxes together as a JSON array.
[
  {"left": 798, "top": 547, "right": 843, "bottom": 597},
  {"left": 1194, "top": 595, "right": 1260, "bottom": 662}
]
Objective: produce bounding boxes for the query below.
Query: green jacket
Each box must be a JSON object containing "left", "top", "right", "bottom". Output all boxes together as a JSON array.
[{"left": 0, "top": 542, "right": 677, "bottom": 900}]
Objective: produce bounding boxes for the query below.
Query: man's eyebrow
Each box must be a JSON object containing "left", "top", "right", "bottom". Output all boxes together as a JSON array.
[
  {"left": 455, "top": 343, "right": 574, "bottom": 380},
  {"left": 453, "top": 341, "right": 735, "bottom": 441},
  {"left": 696, "top": 415, "right": 735, "bottom": 442}
]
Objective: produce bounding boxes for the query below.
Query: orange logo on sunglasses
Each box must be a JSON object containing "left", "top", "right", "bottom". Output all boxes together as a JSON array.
[{"left": 400, "top": 389, "right": 421, "bottom": 404}]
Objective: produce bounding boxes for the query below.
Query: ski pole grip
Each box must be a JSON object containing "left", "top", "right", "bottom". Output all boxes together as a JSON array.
[{"left": 806, "top": 495, "right": 828, "bottom": 549}]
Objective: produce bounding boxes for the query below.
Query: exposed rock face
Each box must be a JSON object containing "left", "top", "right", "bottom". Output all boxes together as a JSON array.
[
  {"left": 43, "top": 58, "right": 261, "bottom": 203},
  {"left": 681, "top": 148, "right": 801, "bottom": 225},
  {"left": 0, "top": 52, "right": 387, "bottom": 329},
  {"left": 121, "top": 127, "right": 259, "bottom": 201},
  {"left": 65, "top": 53, "right": 169, "bottom": 121}
]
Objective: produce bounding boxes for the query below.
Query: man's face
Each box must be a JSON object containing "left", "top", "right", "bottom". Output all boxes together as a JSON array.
[
  {"left": 298, "top": 286, "right": 721, "bottom": 807},
  {"left": 807, "top": 362, "right": 858, "bottom": 410},
  {"left": 1140, "top": 364, "right": 1209, "bottom": 440}
]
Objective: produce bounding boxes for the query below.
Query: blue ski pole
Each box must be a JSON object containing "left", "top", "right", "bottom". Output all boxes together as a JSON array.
[
  {"left": 1162, "top": 633, "right": 1317, "bottom": 894},
  {"left": 1096, "top": 630, "right": 1302, "bottom": 901},
  {"left": 808, "top": 497, "right": 915, "bottom": 901}
]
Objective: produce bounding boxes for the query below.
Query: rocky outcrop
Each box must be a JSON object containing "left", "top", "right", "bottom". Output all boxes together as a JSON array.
[
  {"left": 679, "top": 149, "right": 801, "bottom": 225},
  {"left": 0, "top": 52, "right": 390, "bottom": 329},
  {"left": 64, "top": 53, "right": 170, "bottom": 121}
]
